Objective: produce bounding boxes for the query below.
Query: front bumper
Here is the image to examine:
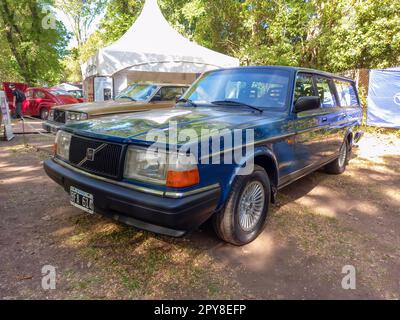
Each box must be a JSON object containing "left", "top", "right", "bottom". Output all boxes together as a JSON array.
[
  {"left": 42, "top": 121, "right": 62, "bottom": 134},
  {"left": 44, "top": 159, "right": 221, "bottom": 237}
]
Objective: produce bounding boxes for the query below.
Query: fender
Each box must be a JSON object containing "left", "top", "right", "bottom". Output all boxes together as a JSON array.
[
  {"left": 224, "top": 145, "right": 279, "bottom": 204},
  {"left": 37, "top": 103, "right": 55, "bottom": 117}
]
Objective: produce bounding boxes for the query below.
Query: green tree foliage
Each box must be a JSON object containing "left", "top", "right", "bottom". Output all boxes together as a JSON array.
[
  {"left": 3, "top": 0, "right": 398, "bottom": 85},
  {"left": 55, "top": 0, "right": 107, "bottom": 46},
  {"left": 0, "top": 0, "right": 69, "bottom": 85},
  {"left": 86, "top": 0, "right": 400, "bottom": 72},
  {"left": 99, "top": 0, "right": 144, "bottom": 44}
]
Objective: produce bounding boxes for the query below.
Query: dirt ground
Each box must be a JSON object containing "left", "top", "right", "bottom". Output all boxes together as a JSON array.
[{"left": 0, "top": 130, "right": 399, "bottom": 300}]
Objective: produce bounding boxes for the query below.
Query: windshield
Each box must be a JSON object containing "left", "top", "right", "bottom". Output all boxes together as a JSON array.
[
  {"left": 69, "top": 90, "right": 83, "bottom": 99},
  {"left": 115, "top": 84, "right": 158, "bottom": 102},
  {"left": 182, "top": 68, "right": 291, "bottom": 110}
]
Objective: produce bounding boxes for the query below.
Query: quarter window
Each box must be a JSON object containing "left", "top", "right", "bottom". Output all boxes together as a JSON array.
[
  {"left": 334, "top": 80, "right": 359, "bottom": 107},
  {"left": 294, "top": 74, "right": 315, "bottom": 102},
  {"left": 315, "top": 77, "right": 337, "bottom": 108}
]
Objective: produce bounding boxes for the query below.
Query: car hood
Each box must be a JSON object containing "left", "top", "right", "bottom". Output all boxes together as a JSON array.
[
  {"left": 64, "top": 107, "right": 287, "bottom": 144},
  {"left": 54, "top": 99, "right": 151, "bottom": 116}
]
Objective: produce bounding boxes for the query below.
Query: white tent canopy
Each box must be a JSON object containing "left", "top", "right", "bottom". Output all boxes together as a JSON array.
[{"left": 82, "top": 0, "right": 239, "bottom": 79}]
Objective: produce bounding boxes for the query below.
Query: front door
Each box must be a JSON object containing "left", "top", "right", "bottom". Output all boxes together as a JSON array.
[
  {"left": 23, "top": 89, "right": 34, "bottom": 115},
  {"left": 31, "top": 90, "right": 50, "bottom": 116},
  {"left": 292, "top": 73, "right": 327, "bottom": 171}
]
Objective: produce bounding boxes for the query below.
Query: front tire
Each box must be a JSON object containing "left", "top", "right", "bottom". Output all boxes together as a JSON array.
[
  {"left": 325, "top": 140, "right": 349, "bottom": 174},
  {"left": 213, "top": 165, "right": 271, "bottom": 246}
]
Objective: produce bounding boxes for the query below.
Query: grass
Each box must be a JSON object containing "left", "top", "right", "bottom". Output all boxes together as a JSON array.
[
  {"left": 58, "top": 214, "right": 239, "bottom": 299},
  {"left": 6, "top": 131, "right": 398, "bottom": 299}
]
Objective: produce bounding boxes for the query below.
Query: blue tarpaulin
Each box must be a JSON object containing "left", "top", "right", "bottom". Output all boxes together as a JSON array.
[{"left": 367, "top": 68, "right": 400, "bottom": 128}]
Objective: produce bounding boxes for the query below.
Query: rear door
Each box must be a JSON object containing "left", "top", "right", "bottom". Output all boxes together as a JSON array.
[
  {"left": 334, "top": 79, "right": 362, "bottom": 130},
  {"left": 313, "top": 75, "right": 347, "bottom": 157}
]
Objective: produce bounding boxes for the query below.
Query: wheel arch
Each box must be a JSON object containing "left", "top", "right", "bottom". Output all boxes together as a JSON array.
[{"left": 227, "top": 146, "right": 279, "bottom": 204}]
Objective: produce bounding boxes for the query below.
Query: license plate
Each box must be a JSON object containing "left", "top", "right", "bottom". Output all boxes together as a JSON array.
[{"left": 70, "top": 186, "right": 94, "bottom": 214}]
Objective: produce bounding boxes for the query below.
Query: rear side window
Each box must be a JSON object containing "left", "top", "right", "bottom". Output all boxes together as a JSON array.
[
  {"left": 294, "top": 73, "right": 315, "bottom": 102},
  {"left": 334, "top": 80, "right": 359, "bottom": 107},
  {"left": 315, "top": 77, "right": 337, "bottom": 108}
]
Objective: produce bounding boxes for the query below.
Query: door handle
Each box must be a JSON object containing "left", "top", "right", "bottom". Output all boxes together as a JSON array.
[{"left": 322, "top": 117, "right": 328, "bottom": 122}]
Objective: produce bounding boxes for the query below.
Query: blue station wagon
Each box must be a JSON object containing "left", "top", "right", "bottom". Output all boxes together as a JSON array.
[{"left": 44, "top": 66, "right": 363, "bottom": 245}]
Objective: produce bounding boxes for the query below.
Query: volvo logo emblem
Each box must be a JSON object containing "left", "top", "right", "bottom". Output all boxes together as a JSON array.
[
  {"left": 394, "top": 92, "right": 400, "bottom": 106},
  {"left": 86, "top": 148, "right": 95, "bottom": 161},
  {"left": 77, "top": 144, "right": 107, "bottom": 167}
]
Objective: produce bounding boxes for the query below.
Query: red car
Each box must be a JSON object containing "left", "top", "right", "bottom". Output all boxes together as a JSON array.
[{"left": 23, "top": 88, "right": 80, "bottom": 119}]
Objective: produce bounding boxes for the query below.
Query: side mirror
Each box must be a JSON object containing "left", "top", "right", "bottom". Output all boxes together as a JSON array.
[
  {"left": 294, "top": 96, "right": 321, "bottom": 113},
  {"left": 175, "top": 95, "right": 182, "bottom": 103}
]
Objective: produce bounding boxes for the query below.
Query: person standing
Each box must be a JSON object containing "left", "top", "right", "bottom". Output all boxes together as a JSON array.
[{"left": 10, "top": 84, "right": 26, "bottom": 119}]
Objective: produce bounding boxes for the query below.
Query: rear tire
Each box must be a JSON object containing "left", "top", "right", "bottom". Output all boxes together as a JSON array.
[
  {"left": 325, "top": 140, "right": 349, "bottom": 174},
  {"left": 213, "top": 165, "right": 271, "bottom": 246},
  {"left": 40, "top": 108, "right": 49, "bottom": 120}
]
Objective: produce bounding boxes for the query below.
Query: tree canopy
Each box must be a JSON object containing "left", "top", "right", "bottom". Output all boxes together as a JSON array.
[
  {"left": 0, "top": 0, "right": 69, "bottom": 86},
  {"left": 1, "top": 0, "right": 399, "bottom": 85}
]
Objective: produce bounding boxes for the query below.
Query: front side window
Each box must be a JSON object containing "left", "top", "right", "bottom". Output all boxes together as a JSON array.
[
  {"left": 183, "top": 69, "right": 291, "bottom": 110},
  {"left": 159, "top": 87, "right": 185, "bottom": 101},
  {"left": 35, "top": 91, "right": 46, "bottom": 99},
  {"left": 334, "top": 80, "right": 359, "bottom": 107},
  {"left": 115, "top": 84, "right": 158, "bottom": 102},
  {"left": 315, "top": 77, "right": 337, "bottom": 108},
  {"left": 294, "top": 73, "right": 315, "bottom": 102}
]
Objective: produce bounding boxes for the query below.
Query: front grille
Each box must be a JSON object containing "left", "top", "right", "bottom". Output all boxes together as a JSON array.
[
  {"left": 54, "top": 110, "right": 66, "bottom": 124},
  {"left": 68, "top": 135, "right": 125, "bottom": 179}
]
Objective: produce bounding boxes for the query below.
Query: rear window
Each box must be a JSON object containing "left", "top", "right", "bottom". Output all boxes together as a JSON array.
[
  {"left": 334, "top": 80, "right": 359, "bottom": 107},
  {"left": 50, "top": 89, "right": 71, "bottom": 96}
]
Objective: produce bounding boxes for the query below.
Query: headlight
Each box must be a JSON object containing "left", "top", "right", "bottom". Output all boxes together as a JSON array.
[
  {"left": 124, "top": 146, "right": 199, "bottom": 187},
  {"left": 55, "top": 131, "right": 72, "bottom": 161},
  {"left": 67, "top": 112, "right": 88, "bottom": 122},
  {"left": 124, "top": 147, "right": 168, "bottom": 184},
  {"left": 48, "top": 110, "right": 54, "bottom": 121}
]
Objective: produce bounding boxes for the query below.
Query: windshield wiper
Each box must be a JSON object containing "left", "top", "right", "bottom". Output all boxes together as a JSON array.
[
  {"left": 118, "top": 96, "right": 136, "bottom": 101},
  {"left": 176, "top": 98, "right": 197, "bottom": 107},
  {"left": 211, "top": 100, "right": 263, "bottom": 113}
]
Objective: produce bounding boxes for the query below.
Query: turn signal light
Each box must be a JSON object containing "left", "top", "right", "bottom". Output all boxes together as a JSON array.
[{"left": 166, "top": 169, "right": 200, "bottom": 188}]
